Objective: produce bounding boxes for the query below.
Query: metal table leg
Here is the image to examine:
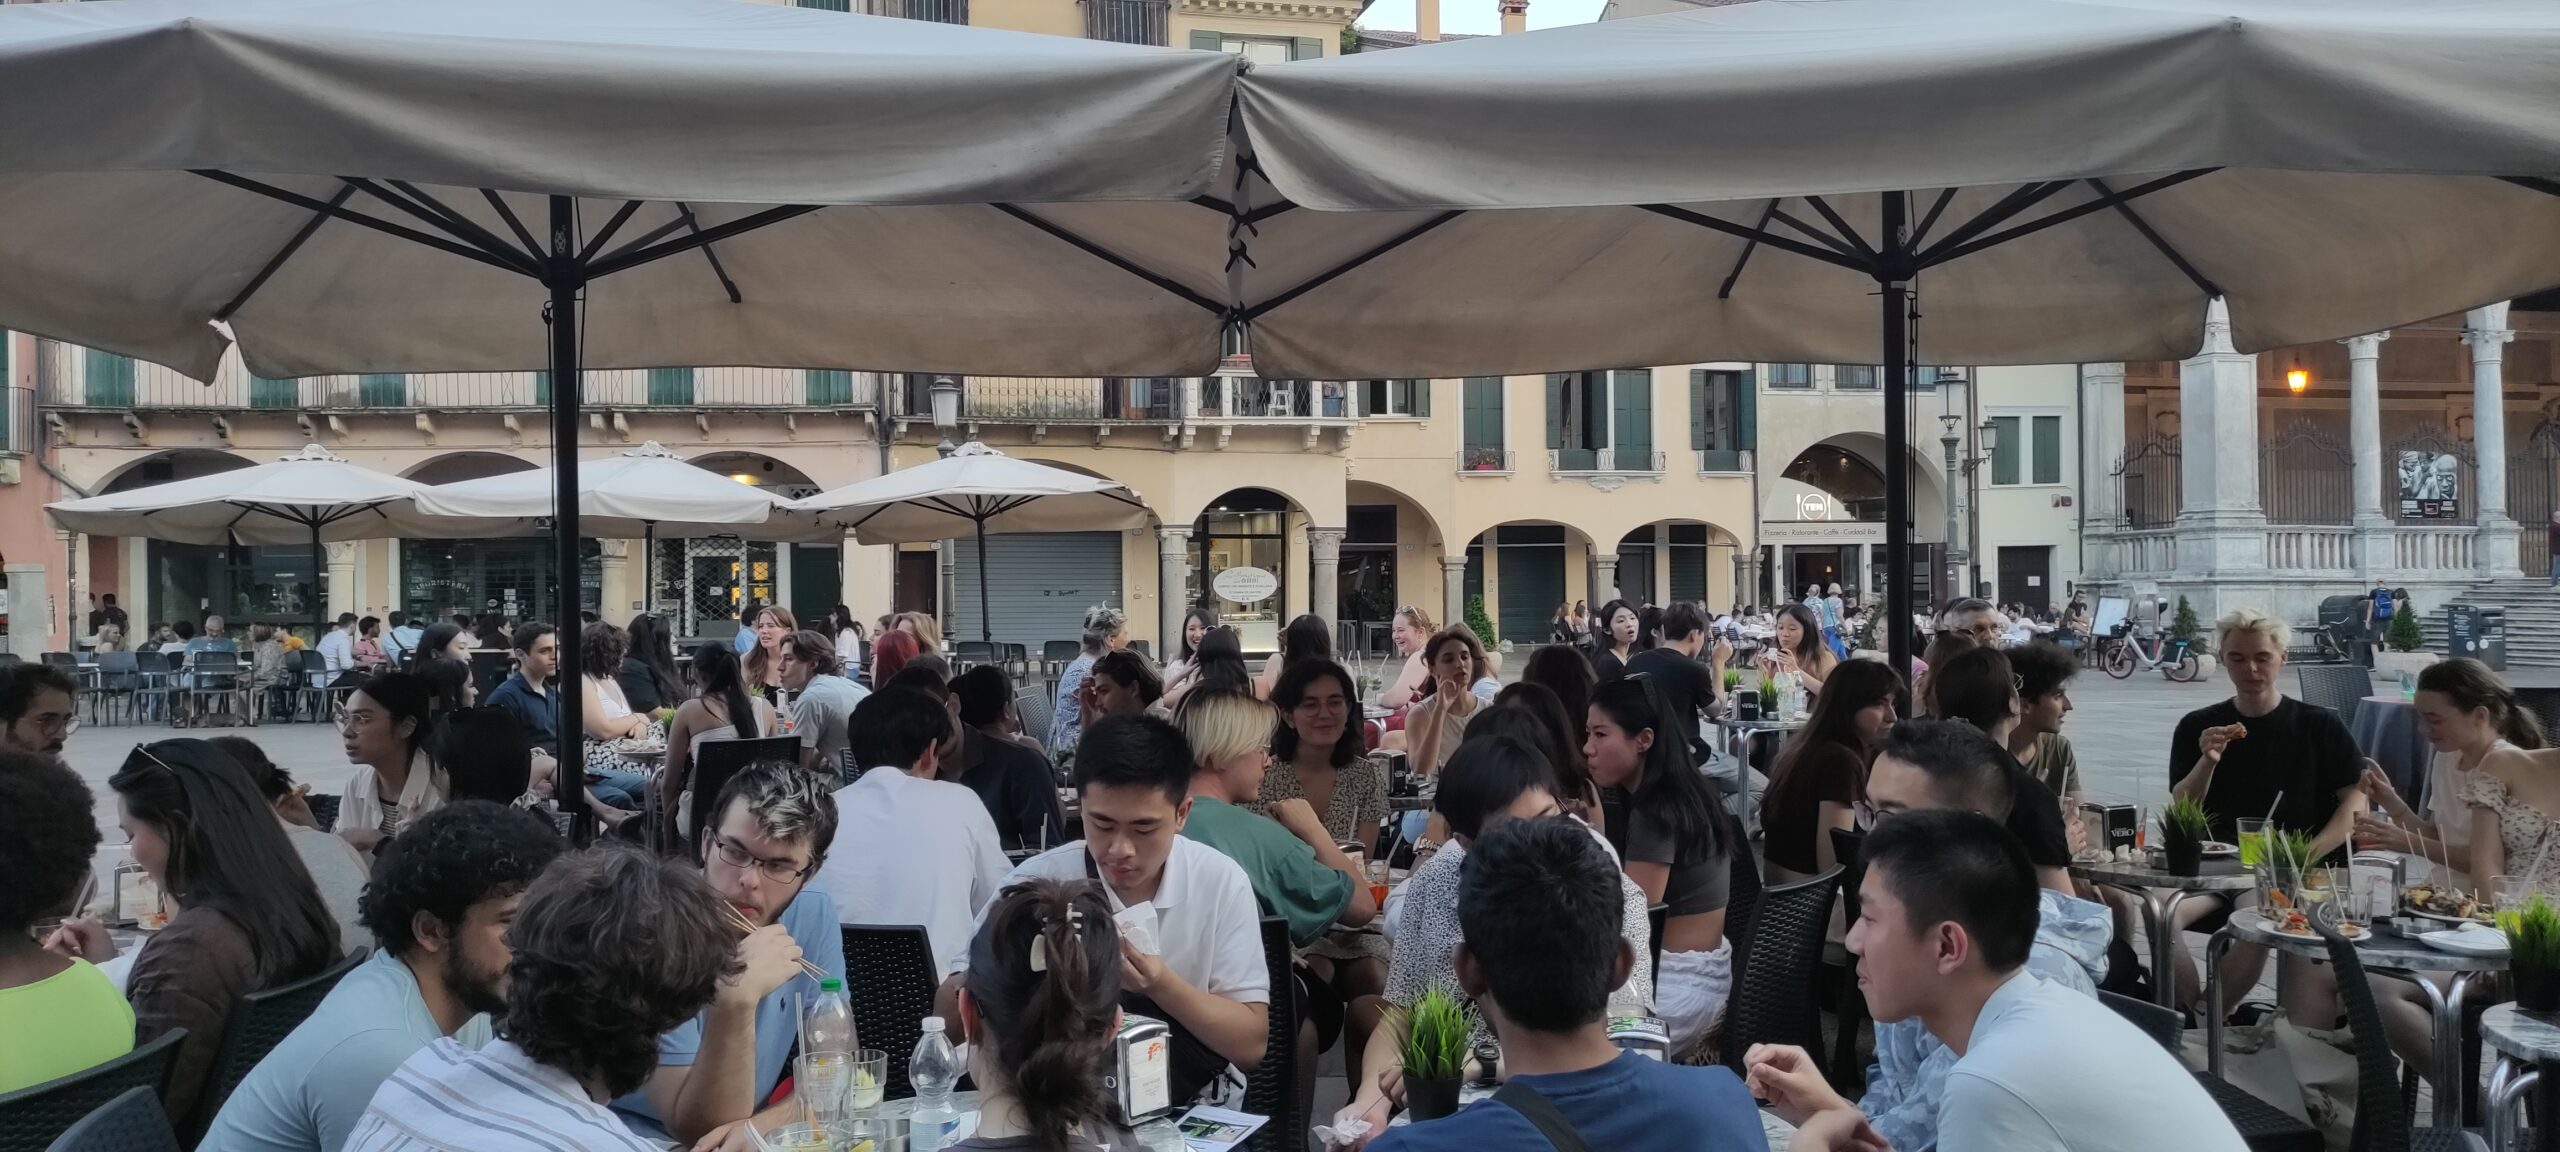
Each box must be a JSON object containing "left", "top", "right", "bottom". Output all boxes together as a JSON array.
[
  {"left": 2400, "top": 968, "right": 2476, "bottom": 1130},
  {"left": 2487, "top": 1058, "right": 2520, "bottom": 1152},
  {"left": 2206, "top": 928, "right": 2234, "bottom": 1078},
  {"left": 2144, "top": 887, "right": 2198, "bottom": 1010}
]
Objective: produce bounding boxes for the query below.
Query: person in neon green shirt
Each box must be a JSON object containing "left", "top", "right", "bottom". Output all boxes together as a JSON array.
[{"left": 1, "top": 748, "right": 134, "bottom": 1093}]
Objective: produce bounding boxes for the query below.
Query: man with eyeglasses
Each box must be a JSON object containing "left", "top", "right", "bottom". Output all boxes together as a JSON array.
[
  {"left": 0, "top": 663, "right": 80, "bottom": 759},
  {"left": 1938, "top": 597, "right": 2007, "bottom": 648},
  {"left": 614, "top": 760, "right": 845, "bottom": 1151}
]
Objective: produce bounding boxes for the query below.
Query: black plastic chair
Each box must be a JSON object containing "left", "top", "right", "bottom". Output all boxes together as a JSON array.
[
  {"left": 305, "top": 793, "right": 341, "bottom": 834},
  {"left": 1014, "top": 688, "right": 1055, "bottom": 752},
  {"left": 1001, "top": 643, "right": 1032, "bottom": 683},
  {"left": 1646, "top": 902, "right": 1668, "bottom": 976},
  {"left": 2297, "top": 665, "right": 2377, "bottom": 723},
  {"left": 0, "top": 1028, "right": 186, "bottom": 1152},
  {"left": 954, "top": 641, "right": 997, "bottom": 670},
  {"left": 42, "top": 1086, "right": 179, "bottom": 1152},
  {"left": 2519, "top": 688, "right": 2560, "bottom": 752},
  {"left": 1826, "top": 827, "right": 1870, "bottom": 1089},
  {"left": 130, "top": 650, "right": 175, "bottom": 723},
  {"left": 92, "top": 651, "right": 139, "bottom": 726},
  {"left": 1721, "top": 867, "right": 1839, "bottom": 1075},
  {"left": 1241, "top": 916, "right": 1300, "bottom": 1152},
  {"left": 686, "top": 736, "right": 802, "bottom": 851},
  {"left": 1724, "top": 827, "right": 1766, "bottom": 975},
  {"left": 1041, "top": 640, "right": 1080, "bottom": 682},
  {"left": 2102, "top": 989, "right": 2320, "bottom": 1152},
  {"left": 185, "top": 651, "right": 245, "bottom": 726},
  {"left": 194, "top": 949, "right": 369, "bottom": 1135},
  {"left": 2316, "top": 918, "right": 2480, "bottom": 1152},
  {"left": 839, "top": 925, "right": 941, "bottom": 1101}
]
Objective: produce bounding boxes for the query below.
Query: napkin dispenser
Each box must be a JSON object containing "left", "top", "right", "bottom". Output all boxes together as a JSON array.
[
  {"left": 1110, "top": 1013, "right": 1175, "bottom": 1122},
  {"left": 1607, "top": 1015, "right": 1671, "bottom": 1061},
  {"left": 2079, "top": 803, "right": 2140, "bottom": 859}
]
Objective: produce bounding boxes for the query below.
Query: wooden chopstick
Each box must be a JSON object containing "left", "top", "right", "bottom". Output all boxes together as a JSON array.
[{"left": 721, "top": 901, "right": 827, "bottom": 981}]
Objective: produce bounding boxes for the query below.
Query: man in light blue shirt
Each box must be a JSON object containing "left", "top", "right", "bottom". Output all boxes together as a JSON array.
[
  {"left": 204, "top": 802, "right": 562, "bottom": 1152},
  {"left": 384, "top": 611, "right": 422, "bottom": 666},
  {"left": 616, "top": 761, "right": 847, "bottom": 1149}
]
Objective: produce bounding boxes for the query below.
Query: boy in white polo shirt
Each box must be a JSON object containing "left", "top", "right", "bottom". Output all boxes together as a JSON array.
[{"left": 999, "top": 712, "right": 1270, "bottom": 1104}]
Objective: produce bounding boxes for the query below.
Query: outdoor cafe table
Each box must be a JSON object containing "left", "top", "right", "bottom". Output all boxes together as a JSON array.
[
  {"left": 2478, "top": 1004, "right": 2560, "bottom": 1152},
  {"left": 2208, "top": 910, "right": 2505, "bottom": 1129},
  {"left": 2070, "top": 855, "right": 2256, "bottom": 1010}
]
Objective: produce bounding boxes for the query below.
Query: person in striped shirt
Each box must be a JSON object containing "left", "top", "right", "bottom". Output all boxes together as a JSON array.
[{"left": 345, "top": 844, "right": 739, "bottom": 1152}]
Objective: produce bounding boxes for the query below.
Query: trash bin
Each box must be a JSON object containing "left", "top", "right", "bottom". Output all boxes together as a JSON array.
[{"left": 2446, "top": 604, "right": 2509, "bottom": 671}]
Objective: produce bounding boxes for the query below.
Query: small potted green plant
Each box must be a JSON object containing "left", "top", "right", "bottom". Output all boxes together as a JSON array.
[
  {"left": 1722, "top": 666, "right": 1744, "bottom": 700},
  {"left": 2501, "top": 894, "right": 2560, "bottom": 1011},
  {"left": 1400, "top": 987, "right": 1472, "bottom": 1121},
  {"left": 1756, "top": 675, "right": 1779, "bottom": 719},
  {"left": 2159, "top": 795, "right": 2211, "bottom": 877}
]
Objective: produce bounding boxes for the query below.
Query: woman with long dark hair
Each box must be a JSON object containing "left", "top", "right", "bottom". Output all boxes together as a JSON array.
[
  {"left": 1403, "top": 626, "right": 1498, "bottom": 779},
  {"left": 1522, "top": 641, "right": 1597, "bottom": 749},
  {"left": 828, "top": 603, "right": 867, "bottom": 680},
  {"left": 1166, "top": 624, "right": 1253, "bottom": 708},
  {"left": 1478, "top": 681, "right": 1600, "bottom": 823},
  {"left": 338, "top": 672, "right": 448, "bottom": 856},
  {"left": 1161, "top": 606, "right": 1221, "bottom": 702},
  {"left": 1758, "top": 601, "right": 1839, "bottom": 694},
  {"left": 658, "top": 642, "right": 775, "bottom": 848},
  {"left": 1586, "top": 676, "right": 1733, "bottom": 1056},
  {"left": 1255, "top": 613, "right": 1337, "bottom": 698},
  {"left": 1762, "top": 660, "right": 1902, "bottom": 882},
  {"left": 413, "top": 621, "right": 476, "bottom": 712},
  {"left": 1591, "top": 598, "right": 1641, "bottom": 681},
  {"left": 619, "top": 613, "right": 683, "bottom": 715},
  {"left": 45, "top": 739, "right": 338, "bottom": 1122},
  {"left": 947, "top": 880, "right": 1134, "bottom": 1152}
]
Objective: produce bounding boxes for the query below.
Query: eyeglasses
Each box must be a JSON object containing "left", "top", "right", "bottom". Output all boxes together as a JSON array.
[
  {"left": 30, "top": 711, "right": 79, "bottom": 736},
  {"left": 710, "top": 834, "right": 814, "bottom": 883}
]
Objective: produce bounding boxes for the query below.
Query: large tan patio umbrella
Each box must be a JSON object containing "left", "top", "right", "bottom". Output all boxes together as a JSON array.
[
  {"left": 0, "top": 0, "right": 1241, "bottom": 833},
  {"left": 789, "top": 442, "right": 1151, "bottom": 642},
  {"left": 1219, "top": 0, "right": 2560, "bottom": 677},
  {"left": 44, "top": 445, "right": 516, "bottom": 638}
]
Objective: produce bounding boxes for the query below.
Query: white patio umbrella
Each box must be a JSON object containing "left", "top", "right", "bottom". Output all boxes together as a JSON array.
[
  {"left": 789, "top": 442, "right": 1151, "bottom": 642},
  {"left": 415, "top": 441, "right": 832, "bottom": 597},
  {"left": 44, "top": 444, "right": 514, "bottom": 636},
  {"left": 1224, "top": 0, "right": 2560, "bottom": 678}
]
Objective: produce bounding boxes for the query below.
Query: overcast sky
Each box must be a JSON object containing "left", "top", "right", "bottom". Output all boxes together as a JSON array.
[{"left": 1355, "top": 0, "right": 1605, "bottom": 37}]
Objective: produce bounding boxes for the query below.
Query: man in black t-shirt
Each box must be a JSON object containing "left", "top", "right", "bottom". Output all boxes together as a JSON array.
[
  {"left": 2164, "top": 607, "right": 2368, "bottom": 1020},
  {"left": 1623, "top": 603, "right": 1733, "bottom": 768}
]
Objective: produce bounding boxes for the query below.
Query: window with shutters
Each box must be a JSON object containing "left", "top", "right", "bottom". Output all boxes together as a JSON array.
[
  {"left": 1082, "top": 0, "right": 1168, "bottom": 44},
  {"left": 1987, "top": 410, "right": 2067, "bottom": 486},
  {"left": 1197, "top": 30, "right": 1320, "bottom": 61},
  {"left": 805, "top": 370, "right": 855, "bottom": 406},
  {"left": 648, "top": 367, "right": 695, "bottom": 406},
  {"left": 1360, "top": 379, "right": 1429, "bottom": 417},
  {"left": 1690, "top": 368, "right": 1754, "bottom": 472},
  {"left": 1989, "top": 416, "right": 2020, "bottom": 485},
  {"left": 1547, "top": 371, "right": 1660, "bottom": 472},
  {"left": 2032, "top": 414, "right": 2062, "bottom": 484},
  {"left": 796, "top": 0, "right": 850, "bottom": 10},
  {"left": 1765, "top": 363, "right": 1813, "bottom": 389},
  {"left": 533, "top": 370, "right": 551, "bottom": 406},
  {"left": 83, "top": 348, "right": 135, "bottom": 407},
  {"left": 250, "top": 375, "right": 298, "bottom": 410},
  {"left": 1833, "top": 364, "right": 1880, "bottom": 390},
  {"left": 358, "top": 373, "right": 407, "bottom": 407},
  {"left": 1460, "top": 377, "right": 1505, "bottom": 470}
]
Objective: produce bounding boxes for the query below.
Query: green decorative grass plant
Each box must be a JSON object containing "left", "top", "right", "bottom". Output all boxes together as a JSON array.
[
  {"left": 2501, "top": 895, "right": 2560, "bottom": 970},
  {"left": 1401, "top": 988, "right": 1471, "bottom": 1082},
  {"left": 2267, "top": 829, "right": 2317, "bottom": 874},
  {"left": 2161, "top": 795, "right": 2211, "bottom": 846}
]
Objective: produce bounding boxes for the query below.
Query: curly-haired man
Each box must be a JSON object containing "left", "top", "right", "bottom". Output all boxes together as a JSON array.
[
  {"left": 209, "top": 801, "right": 561, "bottom": 1152},
  {"left": 347, "top": 842, "right": 738, "bottom": 1152},
  {"left": 0, "top": 747, "right": 129, "bottom": 1094}
]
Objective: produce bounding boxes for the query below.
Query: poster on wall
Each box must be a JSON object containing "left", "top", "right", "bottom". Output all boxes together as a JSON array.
[{"left": 2398, "top": 450, "right": 2461, "bottom": 520}]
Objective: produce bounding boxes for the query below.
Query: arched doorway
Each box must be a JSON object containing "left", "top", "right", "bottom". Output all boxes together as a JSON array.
[
  {"left": 397, "top": 451, "right": 593, "bottom": 631},
  {"left": 673, "top": 451, "right": 822, "bottom": 638},
  {"left": 101, "top": 449, "right": 313, "bottom": 632},
  {"left": 1342, "top": 481, "right": 1443, "bottom": 655},
  {"left": 1615, "top": 520, "right": 1743, "bottom": 610},
  {"left": 1195, "top": 488, "right": 1299, "bottom": 653},
  {"left": 1464, "top": 520, "right": 1597, "bottom": 648}
]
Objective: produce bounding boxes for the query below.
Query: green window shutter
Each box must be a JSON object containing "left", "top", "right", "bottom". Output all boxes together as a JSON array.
[
  {"left": 2032, "top": 415, "right": 2062, "bottom": 485},
  {"left": 1546, "top": 374, "right": 1570, "bottom": 450},
  {"left": 1290, "top": 36, "right": 1322, "bottom": 58},
  {"left": 797, "top": 0, "right": 851, "bottom": 9},
  {"left": 249, "top": 375, "right": 297, "bottom": 410},
  {"left": 1461, "top": 377, "right": 1503, "bottom": 453},
  {"left": 1408, "top": 378, "right": 1429, "bottom": 417},
  {"left": 1612, "top": 369, "right": 1652, "bottom": 467},
  {"left": 1737, "top": 368, "right": 1757, "bottom": 452},
  {"left": 1189, "top": 29, "right": 1223, "bottom": 50},
  {"left": 806, "top": 369, "right": 854, "bottom": 405},
  {"left": 359, "top": 373, "right": 407, "bottom": 407},
  {"left": 1689, "top": 369, "right": 1708, "bottom": 451},
  {"left": 648, "top": 367, "right": 695, "bottom": 405},
  {"left": 83, "top": 348, "right": 134, "bottom": 407},
  {"left": 1990, "top": 415, "right": 2021, "bottom": 485},
  {"left": 533, "top": 370, "right": 551, "bottom": 405}
]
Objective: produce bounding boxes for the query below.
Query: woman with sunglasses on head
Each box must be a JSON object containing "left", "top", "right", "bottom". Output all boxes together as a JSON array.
[{"left": 44, "top": 739, "right": 340, "bottom": 1124}]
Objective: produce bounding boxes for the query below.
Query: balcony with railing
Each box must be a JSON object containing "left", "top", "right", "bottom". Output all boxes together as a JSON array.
[
  {"left": 1550, "top": 447, "right": 1665, "bottom": 474},
  {"left": 813, "top": 0, "right": 968, "bottom": 21},
  {"left": 888, "top": 375, "right": 1180, "bottom": 424},
  {"left": 1457, "top": 447, "right": 1513, "bottom": 474},
  {"left": 35, "top": 342, "right": 878, "bottom": 412},
  {"left": 0, "top": 387, "right": 32, "bottom": 457}
]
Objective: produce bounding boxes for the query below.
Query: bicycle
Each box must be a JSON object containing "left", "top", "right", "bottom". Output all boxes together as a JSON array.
[{"left": 2102, "top": 625, "right": 2200, "bottom": 681}]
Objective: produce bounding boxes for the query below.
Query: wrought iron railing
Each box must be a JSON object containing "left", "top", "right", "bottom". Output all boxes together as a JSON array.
[
  {"left": 1081, "top": 0, "right": 1168, "bottom": 44},
  {"left": 35, "top": 342, "right": 876, "bottom": 410},
  {"left": 1550, "top": 447, "right": 1665, "bottom": 473}
]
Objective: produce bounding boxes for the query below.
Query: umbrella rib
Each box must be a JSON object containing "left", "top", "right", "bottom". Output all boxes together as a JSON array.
[
  {"left": 215, "top": 183, "right": 358, "bottom": 322},
  {"left": 676, "top": 202, "right": 746, "bottom": 305},
  {"left": 339, "top": 177, "right": 545, "bottom": 278},
  {"left": 2501, "top": 176, "right": 2560, "bottom": 201},
  {"left": 2084, "top": 177, "right": 2221, "bottom": 299},
  {"left": 587, "top": 204, "right": 823, "bottom": 280},
  {"left": 383, "top": 179, "right": 550, "bottom": 271},
  {"left": 592, "top": 208, "right": 698, "bottom": 267},
  {"left": 482, "top": 190, "right": 546, "bottom": 264},
  {"left": 988, "top": 204, "right": 1227, "bottom": 317},
  {"left": 578, "top": 199, "right": 647, "bottom": 263},
  {"left": 1239, "top": 210, "right": 1465, "bottom": 323},
  {"left": 1765, "top": 206, "right": 1869, "bottom": 262},
  {"left": 1638, "top": 205, "right": 1869, "bottom": 274},
  {"left": 1241, "top": 201, "right": 1297, "bottom": 227},
  {"left": 192, "top": 171, "right": 541, "bottom": 279},
  {"left": 1799, "top": 195, "right": 1882, "bottom": 265},
  {"left": 1716, "top": 199, "right": 1782, "bottom": 300},
  {"left": 1907, "top": 180, "right": 2075, "bottom": 264},
  {"left": 1908, "top": 188, "right": 1960, "bottom": 250},
  {"left": 1921, "top": 169, "right": 2217, "bottom": 268}
]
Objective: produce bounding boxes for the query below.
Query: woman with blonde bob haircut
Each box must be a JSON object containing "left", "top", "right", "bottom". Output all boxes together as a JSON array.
[{"left": 1176, "top": 686, "right": 1280, "bottom": 787}]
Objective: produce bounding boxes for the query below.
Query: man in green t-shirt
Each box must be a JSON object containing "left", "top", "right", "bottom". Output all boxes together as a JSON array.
[{"left": 1174, "top": 689, "right": 1377, "bottom": 947}]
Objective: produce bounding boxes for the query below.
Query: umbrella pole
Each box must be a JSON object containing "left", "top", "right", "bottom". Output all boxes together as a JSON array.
[
  {"left": 644, "top": 523, "right": 656, "bottom": 619},
  {"left": 547, "top": 196, "right": 593, "bottom": 846},
  {"left": 976, "top": 518, "right": 992, "bottom": 643},
  {"left": 1879, "top": 191, "right": 1914, "bottom": 697},
  {"left": 310, "top": 521, "right": 326, "bottom": 647}
]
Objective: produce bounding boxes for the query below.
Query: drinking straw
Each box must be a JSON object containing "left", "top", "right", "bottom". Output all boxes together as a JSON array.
[{"left": 795, "top": 990, "right": 814, "bottom": 1133}]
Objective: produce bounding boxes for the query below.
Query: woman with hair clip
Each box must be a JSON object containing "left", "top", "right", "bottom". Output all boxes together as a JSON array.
[
  {"left": 948, "top": 879, "right": 1138, "bottom": 1152},
  {"left": 43, "top": 738, "right": 339, "bottom": 1124},
  {"left": 1585, "top": 677, "right": 1735, "bottom": 1057},
  {"left": 1473, "top": 683, "right": 1602, "bottom": 825}
]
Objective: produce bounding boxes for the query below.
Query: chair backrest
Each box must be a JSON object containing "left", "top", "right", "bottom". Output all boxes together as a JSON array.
[
  {"left": 41, "top": 652, "right": 76, "bottom": 670},
  {"left": 838, "top": 925, "right": 940, "bottom": 1101},
  {"left": 1127, "top": 639, "right": 1150, "bottom": 659},
  {"left": 96, "top": 651, "right": 139, "bottom": 688},
  {"left": 306, "top": 793, "right": 341, "bottom": 834},
  {"left": 1721, "top": 868, "right": 1841, "bottom": 1074},
  {"left": 2099, "top": 990, "right": 2182, "bottom": 1053},
  {"left": 1042, "top": 640, "right": 1081, "bottom": 669},
  {"left": 132, "top": 650, "right": 170, "bottom": 675},
  {"left": 41, "top": 1086, "right": 179, "bottom": 1152},
  {"left": 196, "top": 949, "right": 370, "bottom": 1132},
  {"left": 1240, "top": 916, "right": 1301, "bottom": 1152},
  {"left": 191, "top": 652, "right": 243, "bottom": 683},
  {"left": 1014, "top": 689, "right": 1055, "bottom": 752},
  {"left": 955, "top": 641, "right": 996, "bottom": 666},
  {"left": 1829, "top": 827, "right": 1869, "bottom": 927},
  {"left": 0, "top": 652, "right": 22, "bottom": 669},
  {"left": 1724, "top": 828, "right": 1766, "bottom": 973},
  {"left": 0, "top": 1028, "right": 187, "bottom": 1152},
  {"left": 1645, "top": 903, "right": 1668, "bottom": 975},
  {"left": 2314, "top": 917, "right": 2406, "bottom": 1152},
  {"left": 2296, "top": 665, "right": 2375, "bottom": 721},
  {"left": 688, "top": 737, "right": 803, "bottom": 849}
]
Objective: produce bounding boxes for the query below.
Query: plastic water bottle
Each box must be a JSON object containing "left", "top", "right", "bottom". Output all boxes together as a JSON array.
[
  {"left": 909, "top": 1017, "right": 963, "bottom": 1150},
  {"left": 800, "top": 980, "right": 856, "bottom": 1128}
]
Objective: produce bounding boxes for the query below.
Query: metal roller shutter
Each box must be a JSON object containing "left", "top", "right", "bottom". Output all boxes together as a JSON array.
[
  {"left": 949, "top": 532, "right": 1124, "bottom": 649},
  {"left": 1495, "top": 532, "right": 1564, "bottom": 646}
]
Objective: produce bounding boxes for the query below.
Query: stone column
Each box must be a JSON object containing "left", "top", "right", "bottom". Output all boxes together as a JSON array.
[
  {"left": 4, "top": 563, "right": 47, "bottom": 659},
  {"left": 2080, "top": 362, "right": 2127, "bottom": 583},
  {"left": 325, "top": 541, "right": 359, "bottom": 620},
  {"left": 1592, "top": 553, "right": 1620, "bottom": 605},
  {"left": 2467, "top": 303, "right": 2524, "bottom": 578},
  {"left": 938, "top": 541, "right": 957, "bottom": 629},
  {"left": 1440, "top": 555, "right": 1468, "bottom": 631},
  {"left": 1306, "top": 527, "right": 1344, "bottom": 625},
  {"left": 597, "top": 539, "right": 632, "bottom": 617},
  {"left": 2344, "top": 332, "right": 2393, "bottom": 576},
  {"left": 1157, "top": 527, "right": 1191, "bottom": 651},
  {"left": 2171, "top": 299, "right": 2268, "bottom": 595}
]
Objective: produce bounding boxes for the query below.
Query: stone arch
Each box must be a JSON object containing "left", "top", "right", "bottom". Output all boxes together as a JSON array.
[
  {"left": 680, "top": 449, "right": 822, "bottom": 500},
  {"left": 399, "top": 451, "right": 534, "bottom": 485},
  {"left": 92, "top": 447, "right": 257, "bottom": 494},
  {"left": 1464, "top": 518, "right": 1601, "bottom": 648}
]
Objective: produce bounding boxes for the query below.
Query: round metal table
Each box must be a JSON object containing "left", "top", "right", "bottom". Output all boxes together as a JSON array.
[
  {"left": 2208, "top": 910, "right": 2505, "bottom": 1129},
  {"left": 2480, "top": 1004, "right": 2560, "bottom": 1152},
  {"left": 2069, "top": 855, "right": 2256, "bottom": 1010}
]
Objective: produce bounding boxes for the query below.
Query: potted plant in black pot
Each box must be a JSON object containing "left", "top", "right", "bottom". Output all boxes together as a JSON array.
[
  {"left": 2160, "top": 795, "right": 2211, "bottom": 877},
  {"left": 2501, "top": 894, "right": 2560, "bottom": 1012},
  {"left": 1400, "top": 987, "right": 1472, "bottom": 1121}
]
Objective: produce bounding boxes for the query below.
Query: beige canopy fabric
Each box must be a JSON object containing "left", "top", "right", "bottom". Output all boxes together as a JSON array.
[
  {"left": 45, "top": 444, "right": 510, "bottom": 546},
  {"left": 414, "top": 441, "right": 830, "bottom": 540},
  {"left": 0, "top": 0, "right": 1242, "bottom": 382},
  {"left": 1226, "top": 0, "right": 2560, "bottom": 377}
]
